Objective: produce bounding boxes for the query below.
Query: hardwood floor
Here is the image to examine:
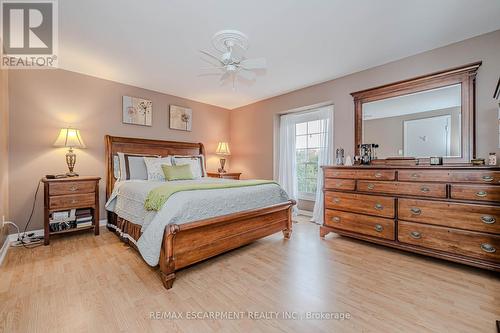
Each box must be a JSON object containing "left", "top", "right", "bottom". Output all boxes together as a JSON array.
[{"left": 1, "top": 216, "right": 499, "bottom": 333}]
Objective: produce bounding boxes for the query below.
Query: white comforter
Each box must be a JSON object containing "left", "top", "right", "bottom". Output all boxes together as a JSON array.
[{"left": 105, "top": 178, "right": 289, "bottom": 266}]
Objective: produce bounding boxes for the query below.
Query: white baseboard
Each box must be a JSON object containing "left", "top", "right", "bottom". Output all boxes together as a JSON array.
[
  {"left": 298, "top": 209, "right": 313, "bottom": 217},
  {"left": 0, "top": 219, "right": 107, "bottom": 266}
]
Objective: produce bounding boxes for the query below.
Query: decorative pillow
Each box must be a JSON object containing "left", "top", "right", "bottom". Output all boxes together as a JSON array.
[
  {"left": 117, "top": 153, "right": 159, "bottom": 181},
  {"left": 144, "top": 156, "right": 173, "bottom": 181},
  {"left": 162, "top": 164, "right": 194, "bottom": 181},
  {"left": 172, "top": 155, "right": 206, "bottom": 179}
]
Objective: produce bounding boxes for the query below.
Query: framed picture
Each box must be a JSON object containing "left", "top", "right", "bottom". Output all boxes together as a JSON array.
[
  {"left": 169, "top": 105, "right": 192, "bottom": 131},
  {"left": 123, "top": 96, "right": 152, "bottom": 126}
]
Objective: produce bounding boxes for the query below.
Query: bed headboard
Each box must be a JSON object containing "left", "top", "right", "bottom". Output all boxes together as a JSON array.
[{"left": 105, "top": 135, "right": 205, "bottom": 199}]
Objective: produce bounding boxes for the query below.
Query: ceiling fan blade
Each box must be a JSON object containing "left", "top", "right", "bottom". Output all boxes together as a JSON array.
[
  {"left": 240, "top": 57, "right": 267, "bottom": 70},
  {"left": 197, "top": 72, "right": 224, "bottom": 77},
  {"left": 199, "top": 66, "right": 226, "bottom": 70},
  {"left": 230, "top": 43, "right": 245, "bottom": 62},
  {"left": 199, "top": 50, "right": 224, "bottom": 65},
  {"left": 238, "top": 69, "right": 256, "bottom": 81}
]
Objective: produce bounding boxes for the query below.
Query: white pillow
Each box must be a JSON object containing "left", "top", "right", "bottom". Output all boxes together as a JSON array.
[
  {"left": 172, "top": 155, "right": 206, "bottom": 179},
  {"left": 144, "top": 156, "right": 173, "bottom": 181},
  {"left": 117, "top": 153, "right": 158, "bottom": 181}
]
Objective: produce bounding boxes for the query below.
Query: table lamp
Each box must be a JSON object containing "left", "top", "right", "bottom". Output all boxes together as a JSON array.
[
  {"left": 215, "top": 142, "right": 230, "bottom": 173},
  {"left": 53, "top": 128, "right": 86, "bottom": 177}
]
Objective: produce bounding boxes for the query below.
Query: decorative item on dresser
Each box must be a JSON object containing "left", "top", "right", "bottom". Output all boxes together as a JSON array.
[
  {"left": 320, "top": 165, "right": 500, "bottom": 271},
  {"left": 42, "top": 176, "right": 100, "bottom": 245},
  {"left": 207, "top": 172, "right": 241, "bottom": 180}
]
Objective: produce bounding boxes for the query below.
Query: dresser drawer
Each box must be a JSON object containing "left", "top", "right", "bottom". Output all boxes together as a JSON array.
[
  {"left": 398, "top": 199, "right": 500, "bottom": 234},
  {"left": 449, "top": 171, "right": 500, "bottom": 184},
  {"left": 398, "top": 170, "right": 451, "bottom": 182},
  {"left": 324, "top": 191, "right": 395, "bottom": 218},
  {"left": 325, "top": 209, "right": 395, "bottom": 240},
  {"left": 398, "top": 221, "right": 500, "bottom": 262},
  {"left": 49, "top": 181, "right": 96, "bottom": 196},
  {"left": 324, "top": 179, "right": 356, "bottom": 191},
  {"left": 49, "top": 193, "right": 96, "bottom": 210},
  {"left": 324, "top": 169, "right": 395, "bottom": 180},
  {"left": 357, "top": 181, "right": 446, "bottom": 198},
  {"left": 450, "top": 184, "right": 500, "bottom": 202}
]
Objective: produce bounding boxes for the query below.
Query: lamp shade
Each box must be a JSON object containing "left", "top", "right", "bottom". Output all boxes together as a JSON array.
[
  {"left": 215, "top": 142, "right": 230, "bottom": 155},
  {"left": 53, "top": 128, "right": 86, "bottom": 148}
]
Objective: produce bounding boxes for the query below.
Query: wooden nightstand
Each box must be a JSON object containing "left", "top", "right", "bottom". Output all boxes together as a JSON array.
[
  {"left": 207, "top": 172, "right": 242, "bottom": 180},
  {"left": 42, "top": 176, "right": 100, "bottom": 245}
]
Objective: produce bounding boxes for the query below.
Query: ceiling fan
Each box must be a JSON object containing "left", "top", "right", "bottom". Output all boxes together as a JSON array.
[{"left": 199, "top": 30, "right": 267, "bottom": 90}]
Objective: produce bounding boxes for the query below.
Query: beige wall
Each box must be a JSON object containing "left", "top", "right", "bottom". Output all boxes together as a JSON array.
[
  {"left": 0, "top": 69, "right": 8, "bottom": 247},
  {"left": 230, "top": 30, "right": 500, "bottom": 180},
  {"left": 8, "top": 69, "right": 230, "bottom": 232},
  {"left": 364, "top": 107, "right": 461, "bottom": 158}
]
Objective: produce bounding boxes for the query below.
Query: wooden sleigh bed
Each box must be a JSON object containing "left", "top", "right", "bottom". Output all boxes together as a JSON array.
[{"left": 105, "top": 135, "right": 295, "bottom": 290}]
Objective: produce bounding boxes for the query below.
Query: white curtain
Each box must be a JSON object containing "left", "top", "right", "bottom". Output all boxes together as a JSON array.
[
  {"left": 278, "top": 105, "right": 334, "bottom": 219},
  {"left": 278, "top": 113, "right": 298, "bottom": 213},
  {"left": 311, "top": 107, "right": 334, "bottom": 224}
]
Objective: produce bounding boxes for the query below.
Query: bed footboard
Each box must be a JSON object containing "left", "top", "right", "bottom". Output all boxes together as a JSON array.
[{"left": 159, "top": 200, "right": 295, "bottom": 289}]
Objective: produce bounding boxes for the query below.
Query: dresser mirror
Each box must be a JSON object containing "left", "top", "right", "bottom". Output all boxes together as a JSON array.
[{"left": 352, "top": 62, "right": 481, "bottom": 164}]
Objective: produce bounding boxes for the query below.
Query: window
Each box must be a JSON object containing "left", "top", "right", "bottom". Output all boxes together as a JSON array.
[{"left": 296, "top": 119, "right": 327, "bottom": 198}]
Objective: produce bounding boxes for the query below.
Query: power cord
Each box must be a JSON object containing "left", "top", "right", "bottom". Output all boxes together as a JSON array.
[{"left": 7, "top": 179, "right": 43, "bottom": 249}]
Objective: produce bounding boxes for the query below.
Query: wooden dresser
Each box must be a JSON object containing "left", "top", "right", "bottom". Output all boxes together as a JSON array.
[{"left": 320, "top": 165, "right": 500, "bottom": 271}]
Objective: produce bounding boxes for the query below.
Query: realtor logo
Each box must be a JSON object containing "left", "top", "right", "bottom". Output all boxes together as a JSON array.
[{"left": 1, "top": 0, "right": 58, "bottom": 68}]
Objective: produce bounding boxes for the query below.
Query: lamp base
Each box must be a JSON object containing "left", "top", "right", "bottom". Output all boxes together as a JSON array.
[
  {"left": 218, "top": 158, "right": 227, "bottom": 173},
  {"left": 66, "top": 172, "right": 79, "bottom": 177}
]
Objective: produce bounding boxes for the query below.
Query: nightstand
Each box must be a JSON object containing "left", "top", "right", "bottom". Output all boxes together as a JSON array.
[
  {"left": 42, "top": 176, "right": 100, "bottom": 245},
  {"left": 207, "top": 172, "right": 242, "bottom": 180}
]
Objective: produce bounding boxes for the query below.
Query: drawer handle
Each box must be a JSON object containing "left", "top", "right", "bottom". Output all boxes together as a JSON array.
[
  {"left": 374, "top": 173, "right": 383, "bottom": 178},
  {"left": 411, "top": 173, "right": 420, "bottom": 178},
  {"left": 71, "top": 199, "right": 78, "bottom": 204},
  {"left": 69, "top": 186, "right": 79, "bottom": 192},
  {"left": 476, "top": 191, "right": 487, "bottom": 198},
  {"left": 336, "top": 183, "right": 342, "bottom": 187},
  {"left": 482, "top": 176, "right": 494, "bottom": 182},
  {"left": 410, "top": 207, "right": 422, "bottom": 215},
  {"left": 374, "top": 224, "right": 383, "bottom": 232},
  {"left": 480, "top": 243, "right": 496, "bottom": 253},
  {"left": 333, "top": 198, "right": 340, "bottom": 203},
  {"left": 420, "top": 187, "right": 430, "bottom": 193},
  {"left": 374, "top": 203, "right": 383, "bottom": 210},
  {"left": 332, "top": 217, "right": 340, "bottom": 223},
  {"left": 410, "top": 231, "right": 422, "bottom": 239},
  {"left": 367, "top": 184, "right": 375, "bottom": 190},
  {"left": 480, "top": 215, "right": 496, "bottom": 224}
]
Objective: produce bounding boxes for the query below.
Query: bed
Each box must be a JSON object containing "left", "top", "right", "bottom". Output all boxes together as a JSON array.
[{"left": 104, "top": 135, "right": 295, "bottom": 289}]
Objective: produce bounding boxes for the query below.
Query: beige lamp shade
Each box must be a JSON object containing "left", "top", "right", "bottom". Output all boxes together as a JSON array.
[
  {"left": 53, "top": 128, "right": 86, "bottom": 148},
  {"left": 215, "top": 142, "right": 230, "bottom": 155}
]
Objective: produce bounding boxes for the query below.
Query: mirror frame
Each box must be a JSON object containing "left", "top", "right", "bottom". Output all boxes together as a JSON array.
[{"left": 351, "top": 62, "right": 481, "bottom": 164}]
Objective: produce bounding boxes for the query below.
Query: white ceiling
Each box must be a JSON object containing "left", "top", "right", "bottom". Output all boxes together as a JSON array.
[
  {"left": 58, "top": 0, "right": 500, "bottom": 109},
  {"left": 363, "top": 84, "right": 461, "bottom": 120}
]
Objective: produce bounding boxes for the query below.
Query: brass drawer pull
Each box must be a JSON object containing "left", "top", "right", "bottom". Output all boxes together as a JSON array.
[
  {"left": 374, "top": 203, "right": 383, "bottom": 210},
  {"left": 332, "top": 217, "right": 340, "bottom": 223},
  {"left": 411, "top": 173, "right": 420, "bottom": 178},
  {"left": 410, "top": 231, "right": 421, "bottom": 239},
  {"left": 481, "top": 175, "right": 494, "bottom": 182},
  {"left": 69, "top": 186, "right": 79, "bottom": 192},
  {"left": 420, "top": 187, "right": 430, "bottom": 193},
  {"left": 71, "top": 199, "right": 78, "bottom": 204},
  {"left": 480, "top": 243, "right": 496, "bottom": 253},
  {"left": 410, "top": 207, "right": 422, "bottom": 215},
  {"left": 374, "top": 224, "right": 383, "bottom": 232},
  {"left": 336, "top": 183, "right": 342, "bottom": 187},
  {"left": 367, "top": 184, "right": 375, "bottom": 190},
  {"left": 333, "top": 198, "right": 340, "bottom": 203},
  {"left": 480, "top": 215, "right": 496, "bottom": 224},
  {"left": 374, "top": 172, "right": 382, "bottom": 178},
  {"left": 476, "top": 191, "right": 487, "bottom": 198}
]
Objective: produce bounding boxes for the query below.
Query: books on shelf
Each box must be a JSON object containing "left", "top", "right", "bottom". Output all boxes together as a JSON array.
[{"left": 49, "top": 208, "right": 93, "bottom": 232}]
